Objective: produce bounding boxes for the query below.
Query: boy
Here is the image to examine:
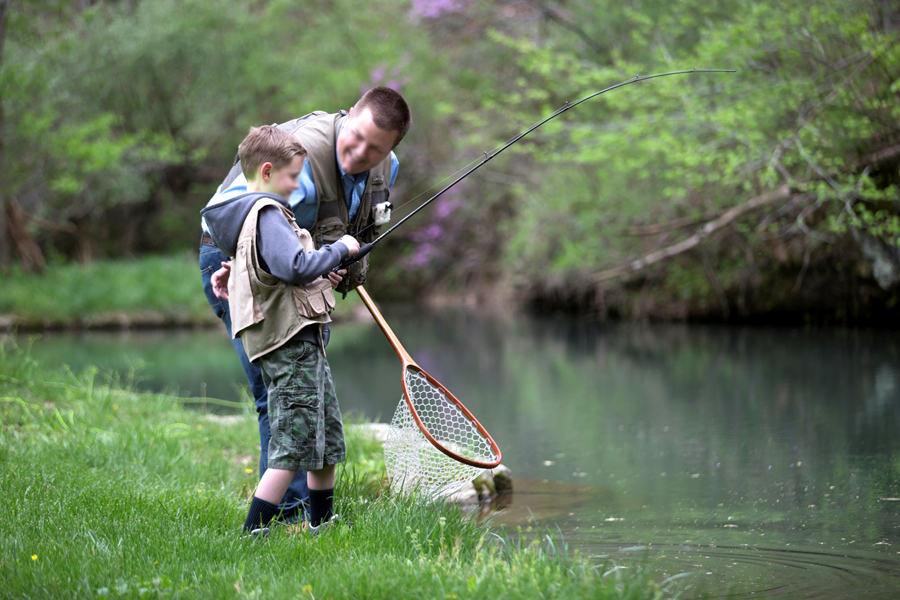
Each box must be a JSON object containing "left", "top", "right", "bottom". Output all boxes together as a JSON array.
[{"left": 201, "top": 125, "right": 359, "bottom": 535}]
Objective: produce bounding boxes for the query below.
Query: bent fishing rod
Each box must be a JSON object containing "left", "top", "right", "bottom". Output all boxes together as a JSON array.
[{"left": 335, "top": 67, "right": 737, "bottom": 272}]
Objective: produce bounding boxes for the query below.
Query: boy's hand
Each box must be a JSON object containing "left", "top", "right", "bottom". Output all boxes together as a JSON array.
[
  {"left": 211, "top": 261, "right": 231, "bottom": 299},
  {"left": 327, "top": 269, "right": 346, "bottom": 289},
  {"left": 337, "top": 235, "right": 360, "bottom": 256}
]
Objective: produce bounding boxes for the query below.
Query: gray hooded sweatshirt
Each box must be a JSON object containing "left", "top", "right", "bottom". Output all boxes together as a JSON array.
[{"left": 200, "top": 192, "right": 350, "bottom": 345}]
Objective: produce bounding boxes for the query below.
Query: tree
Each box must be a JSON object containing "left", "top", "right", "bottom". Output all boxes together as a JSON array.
[
  {"left": 0, "top": 0, "right": 10, "bottom": 271},
  {"left": 478, "top": 0, "right": 899, "bottom": 317}
]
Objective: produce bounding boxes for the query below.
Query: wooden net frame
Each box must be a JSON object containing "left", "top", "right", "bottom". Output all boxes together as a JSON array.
[{"left": 356, "top": 286, "right": 502, "bottom": 498}]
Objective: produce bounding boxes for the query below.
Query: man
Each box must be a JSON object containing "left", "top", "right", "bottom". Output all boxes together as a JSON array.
[{"left": 198, "top": 87, "right": 411, "bottom": 523}]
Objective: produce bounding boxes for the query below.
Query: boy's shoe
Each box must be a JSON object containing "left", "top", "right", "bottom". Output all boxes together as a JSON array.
[
  {"left": 307, "top": 515, "right": 341, "bottom": 536},
  {"left": 241, "top": 527, "right": 270, "bottom": 540}
]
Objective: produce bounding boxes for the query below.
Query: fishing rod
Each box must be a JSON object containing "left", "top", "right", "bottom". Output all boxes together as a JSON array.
[{"left": 336, "top": 67, "right": 737, "bottom": 272}]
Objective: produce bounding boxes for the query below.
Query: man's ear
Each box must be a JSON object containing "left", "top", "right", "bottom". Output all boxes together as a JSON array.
[{"left": 260, "top": 162, "right": 273, "bottom": 182}]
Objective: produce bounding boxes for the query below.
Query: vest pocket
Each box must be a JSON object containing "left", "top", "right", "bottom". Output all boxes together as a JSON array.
[
  {"left": 293, "top": 276, "right": 336, "bottom": 318},
  {"left": 369, "top": 189, "right": 389, "bottom": 205},
  {"left": 314, "top": 215, "right": 345, "bottom": 246}
]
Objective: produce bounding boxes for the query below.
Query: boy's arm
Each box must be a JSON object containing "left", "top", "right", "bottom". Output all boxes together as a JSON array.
[{"left": 256, "top": 206, "right": 353, "bottom": 285}]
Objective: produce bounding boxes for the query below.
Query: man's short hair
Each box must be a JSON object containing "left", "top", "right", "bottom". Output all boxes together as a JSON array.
[
  {"left": 355, "top": 87, "right": 412, "bottom": 147},
  {"left": 238, "top": 125, "right": 307, "bottom": 177}
]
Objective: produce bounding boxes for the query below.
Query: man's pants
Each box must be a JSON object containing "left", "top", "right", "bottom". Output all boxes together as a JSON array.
[{"left": 199, "top": 243, "right": 309, "bottom": 519}]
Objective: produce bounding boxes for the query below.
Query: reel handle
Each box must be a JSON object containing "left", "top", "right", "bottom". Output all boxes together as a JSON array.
[{"left": 333, "top": 242, "right": 374, "bottom": 273}]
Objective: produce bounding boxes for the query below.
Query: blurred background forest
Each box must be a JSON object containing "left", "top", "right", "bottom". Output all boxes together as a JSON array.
[{"left": 1, "top": 0, "right": 899, "bottom": 326}]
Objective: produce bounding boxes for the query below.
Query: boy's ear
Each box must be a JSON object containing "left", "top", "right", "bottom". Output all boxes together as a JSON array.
[{"left": 260, "top": 162, "right": 273, "bottom": 182}]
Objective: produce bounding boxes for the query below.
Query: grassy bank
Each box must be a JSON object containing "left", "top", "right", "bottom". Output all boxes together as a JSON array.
[
  {"left": 0, "top": 254, "right": 212, "bottom": 329},
  {"left": 0, "top": 344, "right": 686, "bottom": 599},
  {"left": 0, "top": 254, "right": 364, "bottom": 330}
]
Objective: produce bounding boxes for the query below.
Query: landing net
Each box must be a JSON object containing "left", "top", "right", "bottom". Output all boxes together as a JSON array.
[{"left": 384, "top": 370, "right": 501, "bottom": 499}]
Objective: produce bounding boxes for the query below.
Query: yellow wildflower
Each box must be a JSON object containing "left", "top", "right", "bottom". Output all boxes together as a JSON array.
[
  {"left": 31, "top": 555, "right": 37, "bottom": 561},
  {"left": 244, "top": 468, "right": 254, "bottom": 474},
  {"left": 302, "top": 584, "right": 313, "bottom": 595}
]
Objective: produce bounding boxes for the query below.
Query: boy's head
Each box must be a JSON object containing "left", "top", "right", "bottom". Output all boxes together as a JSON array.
[
  {"left": 337, "top": 87, "right": 411, "bottom": 175},
  {"left": 239, "top": 125, "right": 307, "bottom": 197}
]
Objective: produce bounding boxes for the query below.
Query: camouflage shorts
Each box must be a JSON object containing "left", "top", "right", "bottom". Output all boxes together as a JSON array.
[{"left": 259, "top": 340, "right": 345, "bottom": 471}]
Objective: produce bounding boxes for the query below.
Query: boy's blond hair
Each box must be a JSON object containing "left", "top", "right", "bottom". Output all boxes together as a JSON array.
[{"left": 238, "top": 125, "right": 307, "bottom": 179}]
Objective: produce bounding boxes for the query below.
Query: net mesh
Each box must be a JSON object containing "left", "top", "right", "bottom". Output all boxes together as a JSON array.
[{"left": 384, "top": 369, "right": 500, "bottom": 498}]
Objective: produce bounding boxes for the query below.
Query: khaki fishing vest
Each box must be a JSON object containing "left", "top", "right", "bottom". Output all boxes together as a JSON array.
[
  {"left": 289, "top": 112, "right": 392, "bottom": 246},
  {"left": 289, "top": 112, "right": 392, "bottom": 294},
  {"left": 229, "top": 197, "right": 335, "bottom": 363}
]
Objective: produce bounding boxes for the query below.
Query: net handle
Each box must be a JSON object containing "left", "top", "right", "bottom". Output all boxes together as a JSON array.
[
  {"left": 356, "top": 286, "right": 503, "bottom": 469},
  {"left": 356, "top": 285, "right": 416, "bottom": 369}
]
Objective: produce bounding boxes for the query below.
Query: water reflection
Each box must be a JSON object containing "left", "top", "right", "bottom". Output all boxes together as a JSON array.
[{"left": 10, "top": 310, "right": 900, "bottom": 597}]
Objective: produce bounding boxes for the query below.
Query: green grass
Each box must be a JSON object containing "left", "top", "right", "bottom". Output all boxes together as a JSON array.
[
  {"left": 0, "top": 253, "right": 364, "bottom": 329},
  {"left": 0, "top": 254, "right": 211, "bottom": 327},
  {"left": 0, "top": 343, "right": 687, "bottom": 599}
]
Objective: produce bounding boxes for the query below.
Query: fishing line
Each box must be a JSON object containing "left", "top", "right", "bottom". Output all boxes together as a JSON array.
[
  {"left": 339, "top": 68, "right": 738, "bottom": 271},
  {"left": 368, "top": 124, "right": 542, "bottom": 229}
]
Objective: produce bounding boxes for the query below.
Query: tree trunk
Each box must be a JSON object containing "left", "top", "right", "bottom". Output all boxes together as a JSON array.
[
  {"left": 0, "top": 1, "right": 12, "bottom": 272},
  {"left": 5, "top": 196, "right": 45, "bottom": 274},
  {"left": 72, "top": 216, "right": 94, "bottom": 263}
]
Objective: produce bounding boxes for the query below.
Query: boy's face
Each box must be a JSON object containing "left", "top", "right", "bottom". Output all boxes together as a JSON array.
[
  {"left": 337, "top": 106, "right": 399, "bottom": 175},
  {"left": 264, "top": 154, "right": 304, "bottom": 198}
]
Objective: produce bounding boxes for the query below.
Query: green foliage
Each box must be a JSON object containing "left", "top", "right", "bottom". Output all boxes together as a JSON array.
[
  {"left": 3, "top": 0, "right": 445, "bottom": 258},
  {"left": 478, "top": 0, "right": 900, "bottom": 285},
  {"left": 4, "top": 0, "right": 897, "bottom": 316}
]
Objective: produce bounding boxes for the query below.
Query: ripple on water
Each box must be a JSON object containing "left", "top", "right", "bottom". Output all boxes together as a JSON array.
[
  {"left": 488, "top": 479, "right": 900, "bottom": 599},
  {"left": 606, "top": 543, "right": 900, "bottom": 599}
]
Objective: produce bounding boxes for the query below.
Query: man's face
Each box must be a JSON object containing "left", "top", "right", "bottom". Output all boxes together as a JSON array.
[
  {"left": 336, "top": 106, "right": 398, "bottom": 175},
  {"left": 268, "top": 154, "right": 304, "bottom": 198}
]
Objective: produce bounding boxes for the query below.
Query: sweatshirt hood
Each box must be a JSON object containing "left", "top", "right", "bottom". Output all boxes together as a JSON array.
[{"left": 200, "top": 192, "right": 288, "bottom": 257}]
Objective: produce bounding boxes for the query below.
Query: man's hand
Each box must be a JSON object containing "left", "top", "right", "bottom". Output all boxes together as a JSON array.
[
  {"left": 327, "top": 269, "right": 346, "bottom": 289},
  {"left": 211, "top": 261, "right": 231, "bottom": 299},
  {"left": 337, "top": 235, "right": 360, "bottom": 255}
]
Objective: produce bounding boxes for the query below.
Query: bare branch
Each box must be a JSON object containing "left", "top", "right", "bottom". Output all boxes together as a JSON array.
[
  {"left": 23, "top": 211, "right": 78, "bottom": 234},
  {"left": 626, "top": 212, "right": 723, "bottom": 236},
  {"left": 588, "top": 185, "right": 793, "bottom": 283},
  {"left": 793, "top": 245, "right": 813, "bottom": 293}
]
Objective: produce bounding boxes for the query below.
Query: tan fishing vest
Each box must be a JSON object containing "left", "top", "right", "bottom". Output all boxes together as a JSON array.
[
  {"left": 229, "top": 197, "right": 336, "bottom": 363},
  {"left": 289, "top": 112, "right": 393, "bottom": 293}
]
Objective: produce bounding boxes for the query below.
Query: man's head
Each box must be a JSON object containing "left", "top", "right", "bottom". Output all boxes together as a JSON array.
[
  {"left": 337, "top": 87, "right": 411, "bottom": 175},
  {"left": 239, "top": 125, "right": 307, "bottom": 197}
]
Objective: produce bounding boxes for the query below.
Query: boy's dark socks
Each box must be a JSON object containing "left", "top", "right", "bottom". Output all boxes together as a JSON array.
[
  {"left": 308, "top": 488, "right": 334, "bottom": 527},
  {"left": 243, "top": 496, "right": 280, "bottom": 532}
]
